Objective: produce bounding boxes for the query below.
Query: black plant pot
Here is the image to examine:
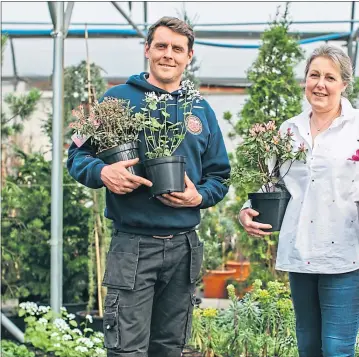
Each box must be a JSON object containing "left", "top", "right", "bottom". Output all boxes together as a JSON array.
[
  {"left": 143, "top": 155, "right": 186, "bottom": 197},
  {"left": 97, "top": 141, "right": 144, "bottom": 176},
  {"left": 75, "top": 310, "right": 103, "bottom": 332},
  {"left": 248, "top": 191, "right": 291, "bottom": 232}
]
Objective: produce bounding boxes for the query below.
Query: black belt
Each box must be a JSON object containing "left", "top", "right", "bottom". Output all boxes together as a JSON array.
[{"left": 152, "top": 229, "right": 195, "bottom": 239}]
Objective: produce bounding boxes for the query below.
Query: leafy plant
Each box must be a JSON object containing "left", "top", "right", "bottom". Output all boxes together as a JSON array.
[
  {"left": 223, "top": 4, "right": 305, "bottom": 287},
  {"left": 198, "top": 198, "right": 239, "bottom": 272},
  {"left": 348, "top": 76, "right": 359, "bottom": 109},
  {"left": 1, "top": 340, "right": 35, "bottom": 357},
  {"left": 137, "top": 80, "right": 203, "bottom": 159},
  {"left": 18, "top": 302, "right": 106, "bottom": 357},
  {"left": 42, "top": 61, "right": 107, "bottom": 144},
  {"left": 1, "top": 151, "right": 91, "bottom": 302},
  {"left": 189, "top": 280, "right": 299, "bottom": 357},
  {"left": 225, "top": 4, "right": 304, "bottom": 138},
  {"left": 228, "top": 121, "right": 307, "bottom": 193},
  {"left": 70, "top": 97, "right": 144, "bottom": 153}
]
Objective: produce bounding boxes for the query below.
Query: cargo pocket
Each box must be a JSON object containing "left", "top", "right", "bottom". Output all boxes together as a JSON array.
[
  {"left": 102, "top": 236, "right": 140, "bottom": 290},
  {"left": 189, "top": 241, "right": 204, "bottom": 284},
  {"left": 103, "top": 292, "right": 120, "bottom": 349},
  {"left": 184, "top": 293, "right": 196, "bottom": 344}
]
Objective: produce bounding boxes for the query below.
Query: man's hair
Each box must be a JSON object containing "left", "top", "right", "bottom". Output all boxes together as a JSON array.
[{"left": 146, "top": 16, "right": 194, "bottom": 52}]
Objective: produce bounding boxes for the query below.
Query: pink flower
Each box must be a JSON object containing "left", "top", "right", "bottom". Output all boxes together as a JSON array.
[
  {"left": 298, "top": 142, "right": 306, "bottom": 152},
  {"left": 348, "top": 149, "right": 359, "bottom": 162},
  {"left": 287, "top": 127, "right": 294, "bottom": 136}
]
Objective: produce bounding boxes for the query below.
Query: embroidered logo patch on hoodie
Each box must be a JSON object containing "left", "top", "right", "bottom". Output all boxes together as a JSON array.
[{"left": 185, "top": 115, "right": 202, "bottom": 135}]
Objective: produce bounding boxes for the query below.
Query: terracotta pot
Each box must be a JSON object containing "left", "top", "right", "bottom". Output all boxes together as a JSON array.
[
  {"left": 225, "top": 261, "right": 251, "bottom": 281},
  {"left": 234, "top": 283, "right": 253, "bottom": 299},
  {"left": 202, "top": 269, "right": 236, "bottom": 298}
]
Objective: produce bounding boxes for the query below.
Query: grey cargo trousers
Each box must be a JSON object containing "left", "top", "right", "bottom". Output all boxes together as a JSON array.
[{"left": 101, "top": 229, "right": 204, "bottom": 357}]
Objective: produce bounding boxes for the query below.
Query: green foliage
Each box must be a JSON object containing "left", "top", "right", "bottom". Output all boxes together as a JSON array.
[
  {"left": 19, "top": 302, "right": 106, "bottom": 357},
  {"left": 1, "top": 89, "right": 42, "bottom": 139},
  {"left": 198, "top": 198, "right": 239, "bottom": 272},
  {"left": 1, "top": 340, "right": 35, "bottom": 357},
  {"left": 138, "top": 81, "right": 203, "bottom": 159},
  {"left": 189, "top": 280, "right": 298, "bottom": 357},
  {"left": 1, "top": 152, "right": 91, "bottom": 302},
  {"left": 223, "top": 5, "right": 305, "bottom": 287},
  {"left": 70, "top": 98, "right": 144, "bottom": 153},
  {"left": 228, "top": 121, "right": 307, "bottom": 192},
  {"left": 225, "top": 4, "right": 304, "bottom": 137},
  {"left": 348, "top": 76, "right": 359, "bottom": 108},
  {"left": 42, "top": 61, "right": 107, "bottom": 144}
]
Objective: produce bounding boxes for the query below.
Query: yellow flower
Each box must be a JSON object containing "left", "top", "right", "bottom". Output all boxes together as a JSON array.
[
  {"left": 193, "top": 308, "right": 202, "bottom": 318},
  {"left": 203, "top": 307, "right": 218, "bottom": 318},
  {"left": 227, "top": 284, "right": 236, "bottom": 299}
]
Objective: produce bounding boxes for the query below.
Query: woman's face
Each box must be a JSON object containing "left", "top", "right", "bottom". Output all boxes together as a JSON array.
[{"left": 305, "top": 56, "right": 347, "bottom": 113}]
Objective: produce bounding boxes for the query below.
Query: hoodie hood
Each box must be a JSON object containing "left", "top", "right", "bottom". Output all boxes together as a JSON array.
[{"left": 126, "top": 72, "right": 182, "bottom": 96}]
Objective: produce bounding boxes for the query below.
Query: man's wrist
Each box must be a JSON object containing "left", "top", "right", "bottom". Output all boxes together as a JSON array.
[{"left": 195, "top": 193, "right": 203, "bottom": 207}]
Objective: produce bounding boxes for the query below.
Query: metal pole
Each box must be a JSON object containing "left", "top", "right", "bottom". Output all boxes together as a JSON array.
[
  {"left": 9, "top": 38, "right": 18, "bottom": 91},
  {"left": 111, "top": 2, "right": 147, "bottom": 39},
  {"left": 1, "top": 313, "right": 25, "bottom": 343},
  {"left": 50, "top": 1, "right": 64, "bottom": 314},
  {"left": 351, "top": 2, "right": 355, "bottom": 33},
  {"left": 144, "top": 1, "right": 148, "bottom": 72},
  {"left": 348, "top": 2, "right": 356, "bottom": 60}
]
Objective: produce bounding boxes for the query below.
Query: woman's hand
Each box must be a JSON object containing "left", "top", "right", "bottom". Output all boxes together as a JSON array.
[{"left": 238, "top": 208, "right": 273, "bottom": 237}]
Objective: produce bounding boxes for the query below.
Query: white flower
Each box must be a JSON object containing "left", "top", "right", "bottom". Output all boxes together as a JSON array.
[
  {"left": 38, "top": 306, "right": 51, "bottom": 314},
  {"left": 54, "top": 344, "right": 61, "bottom": 348},
  {"left": 85, "top": 314, "right": 93, "bottom": 323},
  {"left": 73, "top": 92, "right": 79, "bottom": 98},
  {"left": 92, "top": 337, "right": 102, "bottom": 344},
  {"left": 19, "top": 302, "right": 38, "bottom": 315},
  {"left": 158, "top": 94, "right": 173, "bottom": 101},
  {"left": 67, "top": 313, "right": 76, "bottom": 320},
  {"left": 75, "top": 346, "right": 88, "bottom": 353},
  {"left": 78, "top": 337, "right": 94, "bottom": 348},
  {"left": 54, "top": 318, "right": 70, "bottom": 332},
  {"left": 38, "top": 318, "right": 48, "bottom": 325},
  {"left": 62, "top": 334, "right": 72, "bottom": 341},
  {"left": 95, "top": 347, "right": 106, "bottom": 355},
  {"left": 72, "top": 328, "right": 83, "bottom": 335},
  {"left": 51, "top": 332, "right": 59, "bottom": 338},
  {"left": 94, "top": 331, "right": 104, "bottom": 339},
  {"left": 60, "top": 307, "right": 67, "bottom": 313}
]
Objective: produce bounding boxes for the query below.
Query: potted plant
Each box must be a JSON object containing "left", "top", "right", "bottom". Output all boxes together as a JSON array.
[
  {"left": 70, "top": 97, "right": 145, "bottom": 176},
  {"left": 136, "top": 80, "right": 203, "bottom": 197},
  {"left": 198, "top": 201, "right": 237, "bottom": 299},
  {"left": 228, "top": 121, "right": 307, "bottom": 232}
]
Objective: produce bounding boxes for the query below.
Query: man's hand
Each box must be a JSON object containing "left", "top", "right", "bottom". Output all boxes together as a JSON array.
[
  {"left": 100, "top": 158, "right": 152, "bottom": 195},
  {"left": 157, "top": 173, "right": 202, "bottom": 208},
  {"left": 238, "top": 208, "right": 272, "bottom": 237}
]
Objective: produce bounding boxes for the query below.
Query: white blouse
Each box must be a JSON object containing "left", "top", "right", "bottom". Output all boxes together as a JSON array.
[{"left": 245, "top": 97, "right": 359, "bottom": 274}]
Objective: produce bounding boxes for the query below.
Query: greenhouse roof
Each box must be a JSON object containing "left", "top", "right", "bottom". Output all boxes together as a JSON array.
[{"left": 2, "top": 1, "right": 359, "bottom": 81}]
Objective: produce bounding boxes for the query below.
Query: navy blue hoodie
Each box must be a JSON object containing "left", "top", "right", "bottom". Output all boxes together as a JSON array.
[{"left": 67, "top": 72, "right": 230, "bottom": 236}]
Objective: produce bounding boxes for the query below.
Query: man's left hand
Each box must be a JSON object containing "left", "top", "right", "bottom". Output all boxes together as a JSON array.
[{"left": 157, "top": 173, "right": 202, "bottom": 208}]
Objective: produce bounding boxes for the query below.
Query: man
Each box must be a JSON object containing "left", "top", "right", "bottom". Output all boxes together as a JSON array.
[{"left": 67, "top": 16, "right": 230, "bottom": 357}]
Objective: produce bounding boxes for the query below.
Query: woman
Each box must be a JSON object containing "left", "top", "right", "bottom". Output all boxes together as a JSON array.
[{"left": 239, "top": 45, "right": 359, "bottom": 357}]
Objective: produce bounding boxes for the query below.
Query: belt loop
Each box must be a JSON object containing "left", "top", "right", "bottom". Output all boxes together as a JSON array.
[{"left": 185, "top": 232, "right": 193, "bottom": 249}]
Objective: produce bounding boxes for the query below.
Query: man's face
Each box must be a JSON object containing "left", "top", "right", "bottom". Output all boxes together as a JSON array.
[{"left": 145, "top": 26, "right": 194, "bottom": 90}]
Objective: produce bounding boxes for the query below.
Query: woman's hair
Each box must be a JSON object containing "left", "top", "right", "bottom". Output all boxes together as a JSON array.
[{"left": 304, "top": 45, "right": 354, "bottom": 97}]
